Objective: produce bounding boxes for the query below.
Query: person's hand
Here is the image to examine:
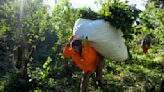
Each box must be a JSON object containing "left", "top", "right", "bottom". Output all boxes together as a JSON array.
[
  {"left": 69, "top": 36, "right": 74, "bottom": 42},
  {"left": 65, "top": 36, "right": 74, "bottom": 47},
  {"left": 65, "top": 43, "right": 70, "bottom": 47},
  {"left": 63, "top": 43, "right": 72, "bottom": 58}
]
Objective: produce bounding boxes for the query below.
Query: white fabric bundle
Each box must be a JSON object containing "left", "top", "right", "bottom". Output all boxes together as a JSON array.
[{"left": 73, "top": 18, "right": 128, "bottom": 61}]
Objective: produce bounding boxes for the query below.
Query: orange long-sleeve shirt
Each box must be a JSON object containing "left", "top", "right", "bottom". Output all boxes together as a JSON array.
[{"left": 63, "top": 43, "right": 99, "bottom": 74}]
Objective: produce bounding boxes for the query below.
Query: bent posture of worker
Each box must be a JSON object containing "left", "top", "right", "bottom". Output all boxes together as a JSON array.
[{"left": 63, "top": 37, "right": 104, "bottom": 92}]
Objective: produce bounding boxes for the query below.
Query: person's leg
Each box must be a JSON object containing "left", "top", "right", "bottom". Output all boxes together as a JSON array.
[
  {"left": 96, "top": 54, "right": 104, "bottom": 88},
  {"left": 80, "top": 72, "right": 92, "bottom": 92}
]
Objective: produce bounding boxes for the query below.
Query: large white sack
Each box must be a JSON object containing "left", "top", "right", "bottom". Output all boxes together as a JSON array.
[{"left": 73, "top": 18, "right": 128, "bottom": 61}]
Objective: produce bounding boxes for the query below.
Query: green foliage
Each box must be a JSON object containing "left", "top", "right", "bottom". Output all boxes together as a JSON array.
[
  {"left": 78, "top": 8, "right": 104, "bottom": 20},
  {"left": 78, "top": 0, "right": 141, "bottom": 40},
  {"left": 43, "top": 57, "right": 52, "bottom": 69},
  {"left": 3, "top": 73, "right": 30, "bottom": 92},
  {"left": 41, "top": 57, "right": 52, "bottom": 79},
  {"left": 102, "top": 0, "right": 141, "bottom": 37},
  {"left": 0, "top": 0, "right": 164, "bottom": 92}
]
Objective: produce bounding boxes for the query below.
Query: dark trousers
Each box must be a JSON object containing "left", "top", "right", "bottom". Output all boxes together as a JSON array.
[{"left": 80, "top": 55, "right": 104, "bottom": 92}]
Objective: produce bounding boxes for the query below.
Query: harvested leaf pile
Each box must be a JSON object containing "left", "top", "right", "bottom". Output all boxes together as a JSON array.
[{"left": 79, "top": 0, "right": 141, "bottom": 39}]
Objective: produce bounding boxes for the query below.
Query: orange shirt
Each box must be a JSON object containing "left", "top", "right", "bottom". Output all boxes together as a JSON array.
[{"left": 63, "top": 43, "right": 99, "bottom": 74}]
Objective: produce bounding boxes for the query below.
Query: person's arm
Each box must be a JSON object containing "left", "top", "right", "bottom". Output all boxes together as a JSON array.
[
  {"left": 71, "top": 51, "right": 88, "bottom": 72},
  {"left": 63, "top": 45, "right": 90, "bottom": 75},
  {"left": 63, "top": 42, "right": 88, "bottom": 70},
  {"left": 63, "top": 43, "right": 72, "bottom": 58},
  {"left": 63, "top": 36, "right": 75, "bottom": 58},
  {"left": 71, "top": 47, "right": 98, "bottom": 74}
]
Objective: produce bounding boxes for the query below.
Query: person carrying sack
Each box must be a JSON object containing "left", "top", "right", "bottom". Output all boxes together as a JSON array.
[{"left": 63, "top": 36, "right": 104, "bottom": 92}]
